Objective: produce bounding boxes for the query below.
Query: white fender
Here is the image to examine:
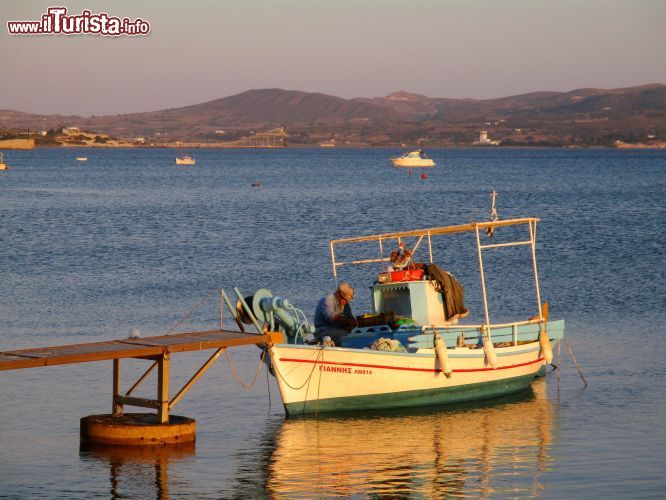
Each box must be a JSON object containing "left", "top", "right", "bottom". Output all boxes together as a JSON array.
[
  {"left": 482, "top": 327, "right": 498, "bottom": 368},
  {"left": 539, "top": 329, "right": 553, "bottom": 364},
  {"left": 434, "top": 333, "right": 452, "bottom": 378}
]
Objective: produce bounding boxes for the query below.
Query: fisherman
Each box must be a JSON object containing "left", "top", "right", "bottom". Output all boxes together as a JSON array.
[{"left": 314, "top": 282, "right": 357, "bottom": 346}]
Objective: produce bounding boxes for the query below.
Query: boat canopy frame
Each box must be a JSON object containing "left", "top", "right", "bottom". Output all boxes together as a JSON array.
[{"left": 329, "top": 217, "right": 544, "bottom": 326}]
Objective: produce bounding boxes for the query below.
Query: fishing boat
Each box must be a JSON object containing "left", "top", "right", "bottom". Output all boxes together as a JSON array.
[
  {"left": 0, "top": 152, "right": 8, "bottom": 170},
  {"left": 225, "top": 216, "right": 563, "bottom": 416},
  {"left": 176, "top": 155, "right": 196, "bottom": 165},
  {"left": 391, "top": 149, "right": 435, "bottom": 167}
]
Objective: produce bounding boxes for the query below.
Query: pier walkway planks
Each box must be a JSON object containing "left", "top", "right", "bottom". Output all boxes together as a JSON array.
[{"left": 0, "top": 329, "right": 272, "bottom": 371}]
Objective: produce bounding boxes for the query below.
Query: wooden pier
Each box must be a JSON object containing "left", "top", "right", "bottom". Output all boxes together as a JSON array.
[{"left": 0, "top": 329, "right": 281, "bottom": 443}]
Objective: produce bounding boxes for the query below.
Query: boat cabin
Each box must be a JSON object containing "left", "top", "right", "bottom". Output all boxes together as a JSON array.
[{"left": 371, "top": 279, "right": 447, "bottom": 326}]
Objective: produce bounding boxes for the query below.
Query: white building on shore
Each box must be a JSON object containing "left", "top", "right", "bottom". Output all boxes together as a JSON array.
[{"left": 474, "top": 130, "right": 501, "bottom": 146}]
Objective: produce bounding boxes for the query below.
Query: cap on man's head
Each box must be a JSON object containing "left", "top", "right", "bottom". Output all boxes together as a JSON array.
[{"left": 337, "top": 282, "right": 355, "bottom": 301}]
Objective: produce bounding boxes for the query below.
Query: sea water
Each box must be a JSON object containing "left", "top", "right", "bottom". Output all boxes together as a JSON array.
[{"left": 1, "top": 148, "right": 664, "bottom": 498}]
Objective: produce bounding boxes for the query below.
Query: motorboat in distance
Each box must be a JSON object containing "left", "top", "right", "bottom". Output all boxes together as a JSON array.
[
  {"left": 176, "top": 155, "right": 196, "bottom": 166},
  {"left": 391, "top": 150, "right": 435, "bottom": 168}
]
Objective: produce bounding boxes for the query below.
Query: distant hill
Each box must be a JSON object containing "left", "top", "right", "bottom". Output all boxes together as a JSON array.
[
  {"left": 1, "top": 84, "right": 664, "bottom": 146},
  {"left": 361, "top": 84, "right": 666, "bottom": 122},
  {"left": 0, "top": 89, "right": 399, "bottom": 139},
  {"left": 353, "top": 91, "right": 451, "bottom": 118}
]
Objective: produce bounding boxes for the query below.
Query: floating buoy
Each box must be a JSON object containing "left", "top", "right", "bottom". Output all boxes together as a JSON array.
[
  {"left": 434, "top": 333, "right": 452, "bottom": 378},
  {"left": 482, "top": 327, "right": 497, "bottom": 368},
  {"left": 539, "top": 329, "right": 553, "bottom": 364},
  {"left": 420, "top": 173, "right": 428, "bottom": 179}
]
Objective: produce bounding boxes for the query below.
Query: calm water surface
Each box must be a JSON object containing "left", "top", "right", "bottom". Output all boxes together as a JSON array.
[{"left": 1, "top": 148, "right": 665, "bottom": 498}]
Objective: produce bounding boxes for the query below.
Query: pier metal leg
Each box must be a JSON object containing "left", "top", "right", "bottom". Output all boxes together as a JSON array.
[
  {"left": 125, "top": 361, "right": 157, "bottom": 397},
  {"left": 112, "top": 359, "right": 123, "bottom": 416},
  {"left": 157, "top": 354, "right": 170, "bottom": 423},
  {"left": 169, "top": 348, "right": 224, "bottom": 411}
]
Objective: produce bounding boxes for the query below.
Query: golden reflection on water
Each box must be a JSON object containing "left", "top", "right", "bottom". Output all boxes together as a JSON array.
[
  {"left": 80, "top": 442, "right": 195, "bottom": 499},
  {"left": 76, "top": 381, "right": 555, "bottom": 498},
  {"left": 266, "top": 379, "right": 555, "bottom": 498}
]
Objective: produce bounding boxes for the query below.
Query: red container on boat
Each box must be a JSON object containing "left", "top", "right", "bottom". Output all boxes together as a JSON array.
[{"left": 390, "top": 269, "right": 424, "bottom": 282}]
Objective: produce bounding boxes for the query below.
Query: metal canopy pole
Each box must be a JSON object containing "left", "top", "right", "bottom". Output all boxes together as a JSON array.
[
  {"left": 330, "top": 240, "right": 338, "bottom": 283},
  {"left": 427, "top": 230, "right": 433, "bottom": 263},
  {"left": 528, "top": 220, "right": 543, "bottom": 320},
  {"left": 475, "top": 225, "right": 491, "bottom": 326},
  {"left": 378, "top": 236, "right": 384, "bottom": 263}
]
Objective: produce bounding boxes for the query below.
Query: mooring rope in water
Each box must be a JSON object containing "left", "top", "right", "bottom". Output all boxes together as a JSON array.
[
  {"left": 266, "top": 360, "right": 272, "bottom": 412},
  {"left": 224, "top": 348, "right": 266, "bottom": 390},
  {"left": 164, "top": 287, "right": 220, "bottom": 335},
  {"left": 563, "top": 337, "right": 588, "bottom": 387},
  {"left": 557, "top": 342, "right": 562, "bottom": 393}
]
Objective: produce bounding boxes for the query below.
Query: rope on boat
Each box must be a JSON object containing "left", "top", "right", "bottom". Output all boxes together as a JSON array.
[
  {"left": 270, "top": 347, "right": 323, "bottom": 391},
  {"left": 224, "top": 348, "right": 267, "bottom": 390},
  {"left": 164, "top": 287, "right": 220, "bottom": 335}
]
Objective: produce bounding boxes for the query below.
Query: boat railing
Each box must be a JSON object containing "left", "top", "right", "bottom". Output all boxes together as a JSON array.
[
  {"left": 421, "top": 318, "right": 541, "bottom": 332},
  {"left": 330, "top": 217, "right": 545, "bottom": 327},
  {"left": 412, "top": 316, "right": 562, "bottom": 348}
]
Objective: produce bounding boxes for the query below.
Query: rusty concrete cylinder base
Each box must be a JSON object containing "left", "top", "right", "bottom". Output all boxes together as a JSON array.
[{"left": 80, "top": 413, "right": 196, "bottom": 446}]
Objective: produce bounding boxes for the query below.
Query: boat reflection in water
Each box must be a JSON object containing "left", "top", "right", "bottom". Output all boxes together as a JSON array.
[
  {"left": 265, "top": 378, "right": 556, "bottom": 498},
  {"left": 79, "top": 441, "right": 195, "bottom": 499}
]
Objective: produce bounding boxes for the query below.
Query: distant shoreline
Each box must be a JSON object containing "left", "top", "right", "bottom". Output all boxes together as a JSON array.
[{"left": 8, "top": 144, "right": 666, "bottom": 150}]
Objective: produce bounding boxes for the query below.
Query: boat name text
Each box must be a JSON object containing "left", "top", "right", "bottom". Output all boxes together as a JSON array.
[{"left": 319, "top": 365, "right": 373, "bottom": 375}]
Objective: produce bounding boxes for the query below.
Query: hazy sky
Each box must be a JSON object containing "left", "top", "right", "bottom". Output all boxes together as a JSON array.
[{"left": 1, "top": 0, "right": 665, "bottom": 115}]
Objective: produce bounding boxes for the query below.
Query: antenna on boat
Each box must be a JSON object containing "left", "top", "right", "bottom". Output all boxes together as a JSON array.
[{"left": 485, "top": 190, "right": 498, "bottom": 238}]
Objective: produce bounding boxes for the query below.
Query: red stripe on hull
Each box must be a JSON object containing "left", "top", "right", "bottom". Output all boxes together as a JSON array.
[{"left": 277, "top": 355, "right": 545, "bottom": 373}]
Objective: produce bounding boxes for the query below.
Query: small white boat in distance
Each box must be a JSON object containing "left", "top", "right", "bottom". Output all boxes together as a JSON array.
[
  {"left": 392, "top": 150, "right": 435, "bottom": 168},
  {"left": 76, "top": 157, "right": 88, "bottom": 162},
  {"left": 0, "top": 152, "right": 8, "bottom": 170},
  {"left": 176, "top": 155, "right": 196, "bottom": 165}
]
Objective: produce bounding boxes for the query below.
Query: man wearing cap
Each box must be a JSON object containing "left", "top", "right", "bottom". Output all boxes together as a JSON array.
[{"left": 313, "top": 282, "right": 358, "bottom": 346}]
